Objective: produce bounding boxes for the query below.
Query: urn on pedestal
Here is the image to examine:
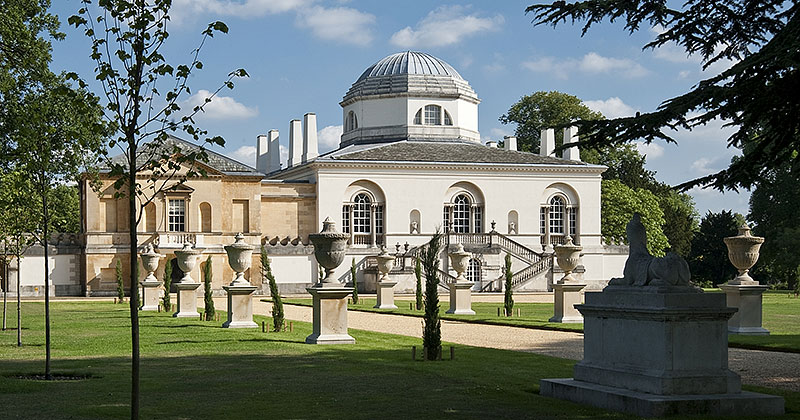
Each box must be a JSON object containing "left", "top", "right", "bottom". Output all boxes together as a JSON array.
[
  {"left": 139, "top": 244, "right": 163, "bottom": 311},
  {"left": 222, "top": 233, "right": 258, "bottom": 328},
  {"left": 722, "top": 224, "right": 769, "bottom": 335},
  {"left": 306, "top": 217, "right": 355, "bottom": 344},
  {"left": 549, "top": 236, "right": 586, "bottom": 323},
  {"left": 374, "top": 247, "right": 397, "bottom": 309},
  {"left": 173, "top": 243, "right": 202, "bottom": 318},
  {"left": 446, "top": 243, "right": 476, "bottom": 315}
]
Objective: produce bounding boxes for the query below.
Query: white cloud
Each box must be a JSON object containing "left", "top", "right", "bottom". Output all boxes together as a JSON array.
[
  {"left": 678, "top": 70, "right": 691, "bottom": 79},
  {"left": 691, "top": 157, "right": 718, "bottom": 174},
  {"left": 171, "top": 0, "right": 312, "bottom": 21},
  {"left": 183, "top": 90, "right": 258, "bottom": 120},
  {"left": 522, "top": 53, "right": 648, "bottom": 79},
  {"left": 583, "top": 97, "right": 636, "bottom": 119},
  {"left": 229, "top": 145, "right": 256, "bottom": 167},
  {"left": 279, "top": 145, "right": 289, "bottom": 169},
  {"left": 390, "top": 5, "right": 503, "bottom": 48},
  {"left": 317, "top": 125, "right": 342, "bottom": 152},
  {"left": 634, "top": 141, "right": 664, "bottom": 159},
  {"left": 296, "top": 6, "right": 376, "bottom": 46}
]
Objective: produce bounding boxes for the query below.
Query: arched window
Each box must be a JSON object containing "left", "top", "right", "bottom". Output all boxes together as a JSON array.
[
  {"left": 144, "top": 202, "right": 157, "bottom": 232},
  {"left": 414, "top": 109, "right": 422, "bottom": 125},
  {"left": 444, "top": 110, "right": 453, "bottom": 126},
  {"left": 199, "top": 202, "right": 212, "bottom": 233},
  {"left": 540, "top": 194, "right": 579, "bottom": 245},
  {"left": 353, "top": 193, "right": 371, "bottom": 235},
  {"left": 342, "top": 191, "right": 385, "bottom": 247},
  {"left": 345, "top": 111, "right": 358, "bottom": 132},
  {"left": 467, "top": 258, "right": 481, "bottom": 283},
  {"left": 443, "top": 192, "right": 483, "bottom": 233},
  {"left": 424, "top": 105, "right": 441, "bottom": 125},
  {"left": 453, "top": 194, "right": 471, "bottom": 233},
  {"left": 549, "top": 196, "right": 565, "bottom": 235}
]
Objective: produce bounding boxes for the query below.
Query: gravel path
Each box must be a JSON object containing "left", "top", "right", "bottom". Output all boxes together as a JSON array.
[{"left": 245, "top": 299, "right": 800, "bottom": 392}]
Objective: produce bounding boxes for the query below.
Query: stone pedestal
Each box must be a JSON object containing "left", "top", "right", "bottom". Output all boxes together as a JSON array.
[
  {"left": 721, "top": 283, "right": 770, "bottom": 335},
  {"left": 139, "top": 280, "right": 161, "bottom": 311},
  {"left": 541, "top": 286, "right": 784, "bottom": 417},
  {"left": 222, "top": 284, "right": 258, "bottom": 328},
  {"left": 374, "top": 281, "right": 398, "bottom": 309},
  {"left": 306, "top": 286, "right": 355, "bottom": 344},
  {"left": 548, "top": 283, "right": 585, "bottom": 323},
  {"left": 173, "top": 282, "right": 201, "bottom": 318},
  {"left": 446, "top": 281, "right": 476, "bottom": 315}
]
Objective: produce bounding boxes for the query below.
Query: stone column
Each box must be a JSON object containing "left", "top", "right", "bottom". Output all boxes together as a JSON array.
[
  {"left": 306, "top": 217, "right": 355, "bottom": 344},
  {"left": 139, "top": 244, "right": 163, "bottom": 311},
  {"left": 222, "top": 233, "right": 258, "bottom": 328},
  {"left": 722, "top": 224, "right": 769, "bottom": 335},
  {"left": 446, "top": 243, "right": 476, "bottom": 315},
  {"left": 549, "top": 237, "right": 586, "bottom": 323},
  {"left": 173, "top": 243, "right": 202, "bottom": 318},
  {"left": 374, "top": 247, "right": 397, "bottom": 309}
]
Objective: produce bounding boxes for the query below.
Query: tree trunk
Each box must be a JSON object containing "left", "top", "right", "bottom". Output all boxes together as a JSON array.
[
  {"left": 42, "top": 190, "right": 51, "bottom": 380},
  {"left": 128, "top": 146, "right": 140, "bottom": 420},
  {"left": 2, "top": 254, "right": 7, "bottom": 331},
  {"left": 16, "top": 252, "right": 21, "bottom": 347}
]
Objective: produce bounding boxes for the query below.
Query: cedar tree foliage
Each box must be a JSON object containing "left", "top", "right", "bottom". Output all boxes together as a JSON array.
[{"left": 422, "top": 231, "right": 443, "bottom": 360}]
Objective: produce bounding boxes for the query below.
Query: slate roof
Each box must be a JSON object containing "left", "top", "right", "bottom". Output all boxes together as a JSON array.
[
  {"left": 323, "top": 141, "right": 586, "bottom": 166},
  {"left": 356, "top": 51, "right": 464, "bottom": 82},
  {"left": 100, "top": 135, "right": 262, "bottom": 176}
]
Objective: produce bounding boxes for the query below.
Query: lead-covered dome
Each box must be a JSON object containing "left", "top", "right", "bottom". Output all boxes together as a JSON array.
[{"left": 355, "top": 51, "right": 464, "bottom": 82}]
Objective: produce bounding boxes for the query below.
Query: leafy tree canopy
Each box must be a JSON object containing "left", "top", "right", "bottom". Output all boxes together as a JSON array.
[
  {"left": 601, "top": 179, "right": 669, "bottom": 256},
  {"left": 527, "top": 0, "right": 800, "bottom": 191}
]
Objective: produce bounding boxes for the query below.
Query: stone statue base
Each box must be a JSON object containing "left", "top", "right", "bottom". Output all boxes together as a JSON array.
[
  {"left": 306, "top": 286, "right": 355, "bottom": 344},
  {"left": 548, "top": 283, "right": 586, "bottom": 323},
  {"left": 222, "top": 284, "right": 258, "bottom": 328},
  {"left": 446, "top": 281, "right": 476, "bottom": 315},
  {"left": 173, "top": 282, "right": 201, "bottom": 318},
  {"left": 139, "top": 280, "right": 162, "bottom": 311},
  {"left": 721, "top": 283, "right": 770, "bottom": 335},
  {"left": 541, "top": 286, "right": 784, "bottom": 417},
  {"left": 374, "top": 281, "right": 398, "bottom": 309}
]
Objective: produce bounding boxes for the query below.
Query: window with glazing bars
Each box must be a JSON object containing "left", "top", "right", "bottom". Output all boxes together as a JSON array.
[
  {"left": 353, "top": 194, "right": 371, "bottom": 233},
  {"left": 569, "top": 207, "right": 577, "bottom": 237},
  {"left": 453, "top": 194, "right": 470, "bottom": 233},
  {"left": 168, "top": 199, "right": 185, "bottom": 232},
  {"left": 424, "top": 105, "right": 441, "bottom": 125},
  {"left": 549, "top": 196, "right": 565, "bottom": 234},
  {"left": 473, "top": 206, "right": 482, "bottom": 233},
  {"left": 342, "top": 205, "right": 350, "bottom": 233},
  {"left": 443, "top": 206, "right": 451, "bottom": 231},
  {"left": 375, "top": 205, "right": 384, "bottom": 234},
  {"left": 540, "top": 206, "right": 546, "bottom": 234},
  {"left": 467, "top": 258, "right": 480, "bottom": 283},
  {"left": 414, "top": 109, "right": 422, "bottom": 124},
  {"left": 444, "top": 110, "right": 452, "bottom": 126}
]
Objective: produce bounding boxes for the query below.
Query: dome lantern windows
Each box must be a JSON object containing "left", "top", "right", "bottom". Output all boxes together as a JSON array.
[{"left": 413, "top": 105, "right": 454, "bottom": 126}]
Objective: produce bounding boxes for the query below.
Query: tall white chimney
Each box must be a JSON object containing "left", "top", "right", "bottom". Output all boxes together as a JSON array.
[
  {"left": 540, "top": 128, "right": 556, "bottom": 157},
  {"left": 268, "top": 129, "right": 280, "bottom": 172},
  {"left": 302, "top": 112, "right": 318, "bottom": 163},
  {"left": 288, "top": 119, "right": 302, "bottom": 168},
  {"left": 563, "top": 126, "right": 581, "bottom": 161},
  {"left": 504, "top": 136, "right": 517, "bottom": 151},
  {"left": 256, "top": 134, "right": 269, "bottom": 173}
]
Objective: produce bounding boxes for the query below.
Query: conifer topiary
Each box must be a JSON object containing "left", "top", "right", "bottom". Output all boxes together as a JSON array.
[
  {"left": 162, "top": 258, "right": 172, "bottom": 311},
  {"left": 504, "top": 253, "right": 514, "bottom": 316},
  {"left": 351, "top": 258, "right": 359, "bottom": 304},
  {"left": 202, "top": 257, "right": 214, "bottom": 321},
  {"left": 415, "top": 256, "right": 423, "bottom": 310},
  {"left": 422, "top": 231, "right": 443, "bottom": 360},
  {"left": 261, "top": 246, "right": 284, "bottom": 332},
  {"left": 115, "top": 260, "right": 124, "bottom": 303}
]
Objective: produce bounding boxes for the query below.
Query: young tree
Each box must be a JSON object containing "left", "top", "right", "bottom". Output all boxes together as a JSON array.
[
  {"left": 526, "top": 1, "right": 800, "bottom": 191},
  {"left": 161, "top": 258, "right": 173, "bottom": 312},
  {"left": 414, "top": 256, "right": 423, "bottom": 310},
  {"left": 503, "top": 253, "right": 514, "bottom": 316},
  {"left": 601, "top": 180, "right": 669, "bottom": 256},
  {"left": 202, "top": 257, "right": 214, "bottom": 321},
  {"left": 116, "top": 260, "right": 125, "bottom": 302},
  {"left": 688, "top": 211, "right": 744, "bottom": 287},
  {"left": 350, "top": 258, "right": 359, "bottom": 304},
  {"left": 260, "top": 246, "right": 284, "bottom": 332},
  {"left": 422, "top": 231, "right": 443, "bottom": 360},
  {"left": 70, "top": 2, "right": 246, "bottom": 417}
]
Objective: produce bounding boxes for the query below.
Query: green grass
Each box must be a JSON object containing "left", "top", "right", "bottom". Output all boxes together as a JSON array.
[
  {"left": 0, "top": 301, "right": 797, "bottom": 419},
  {"left": 282, "top": 289, "right": 800, "bottom": 352}
]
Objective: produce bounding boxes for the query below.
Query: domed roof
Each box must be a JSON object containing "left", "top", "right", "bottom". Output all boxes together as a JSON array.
[{"left": 356, "top": 51, "right": 463, "bottom": 82}]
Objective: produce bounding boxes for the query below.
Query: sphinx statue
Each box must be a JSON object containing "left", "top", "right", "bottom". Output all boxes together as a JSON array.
[{"left": 608, "top": 213, "right": 691, "bottom": 288}]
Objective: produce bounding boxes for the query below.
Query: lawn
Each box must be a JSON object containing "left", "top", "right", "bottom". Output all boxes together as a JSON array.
[
  {"left": 1, "top": 302, "right": 797, "bottom": 419},
  {"left": 282, "top": 289, "right": 800, "bottom": 352}
]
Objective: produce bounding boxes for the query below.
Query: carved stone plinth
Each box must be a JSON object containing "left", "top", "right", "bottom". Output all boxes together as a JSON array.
[
  {"left": 306, "top": 287, "right": 355, "bottom": 344},
  {"left": 173, "top": 282, "right": 201, "bottom": 318},
  {"left": 222, "top": 284, "right": 258, "bottom": 328},
  {"left": 721, "top": 284, "right": 770, "bottom": 335},
  {"left": 374, "top": 281, "right": 398, "bottom": 309},
  {"left": 446, "top": 281, "right": 476, "bottom": 315},
  {"left": 548, "top": 283, "right": 586, "bottom": 323},
  {"left": 139, "top": 280, "right": 161, "bottom": 311}
]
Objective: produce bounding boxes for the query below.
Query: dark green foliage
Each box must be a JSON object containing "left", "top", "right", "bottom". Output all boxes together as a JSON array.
[
  {"left": 503, "top": 254, "right": 514, "bottom": 316},
  {"left": 202, "top": 257, "right": 214, "bottom": 321},
  {"left": 601, "top": 179, "right": 669, "bottom": 256},
  {"left": 261, "top": 246, "right": 284, "bottom": 332},
  {"left": 48, "top": 185, "right": 81, "bottom": 233},
  {"left": 688, "top": 211, "right": 743, "bottom": 287},
  {"left": 162, "top": 258, "right": 172, "bottom": 311},
  {"left": 422, "top": 231, "right": 443, "bottom": 360},
  {"left": 749, "top": 163, "right": 800, "bottom": 290},
  {"left": 351, "top": 258, "right": 359, "bottom": 304},
  {"left": 527, "top": 0, "right": 800, "bottom": 191},
  {"left": 115, "top": 260, "right": 124, "bottom": 302},
  {"left": 414, "top": 256, "right": 423, "bottom": 310}
]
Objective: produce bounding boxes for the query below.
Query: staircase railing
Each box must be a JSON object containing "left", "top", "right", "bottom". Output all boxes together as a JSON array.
[{"left": 511, "top": 256, "right": 553, "bottom": 288}]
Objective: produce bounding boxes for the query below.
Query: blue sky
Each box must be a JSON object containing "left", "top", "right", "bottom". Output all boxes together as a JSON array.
[{"left": 49, "top": 0, "right": 750, "bottom": 217}]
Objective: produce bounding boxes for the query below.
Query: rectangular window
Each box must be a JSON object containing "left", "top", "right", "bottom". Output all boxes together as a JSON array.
[
  {"left": 168, "top": 199, "right": 185, "bottom": 232},
  {"left": 424, "top": 105, "right": 441, "bottom": 125},
  {"left": 473, "top": 206, "right": 482, "bottom": 233},
  {"left": 443, "top": 206, "right": 450, "bottom": 232},
  {"left": 549, "top": 206, "right": 564, "bottom": 234},
  {"left": 342, "top": 205, "right": 350, "bottom": 234},
  {"left": 353, "top": 203, "right": 370, "bottom": 233},
  {"left": 375, "top": 205, "right": 384, "bottom": 234},
  {"left": 540, "top": 207, "right": 546, "bottom": 234},
  {"left": 569, "top": 207, "right": 577, "bottom": 237}
]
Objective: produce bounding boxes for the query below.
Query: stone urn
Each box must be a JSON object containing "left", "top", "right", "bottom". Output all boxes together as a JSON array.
[
  {"left": 448, "top": 243, "right": 471, "bottom": 282},
  {"left": 376, "top": 247, "right": 396, "bottom": 282},
  {"left": 174, "top": 243, "right": 202, "bottom": 284},
  {"left": 224, "top": 233, "right": 254, "bottom": 286},
  {"left": 724, "top": 224, "right": 764, "bottom": 285},
  {"left": 309, "top": 217, "right": 350, "bottom": 286},
  {"left": 554, "top": 236, "right": 582, "bottom": 284},
  {"left": 139, "top": 244, "right": 163, "bottom": 311},
  {"left": 374, "top": 247, "right": 398, "bottom": 310}
]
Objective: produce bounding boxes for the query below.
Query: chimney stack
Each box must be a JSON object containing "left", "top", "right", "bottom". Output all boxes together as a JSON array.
[
  {"left": 257, "top": 130, "right": 281, "bottom": 173},
  {"left": 256, "top": 134, "right": 269, "bottom": 173},
  {"left": 302, "top": 113, "right": 318, "bottom": 163},
  {"left": 563, "top": 126, "right": 581, "bottom": 161},
  {"left": 540, "top": 128, "right": 555, "bottom": 157},
  {"left": 288, "top": 119, "right": 302, "bottom": 168},
  {"left": 504, "top": 136, "right": 517, "bottom": 151},
  {"left": 486, "top": 141, "right": 498, "bottom": 148}
]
